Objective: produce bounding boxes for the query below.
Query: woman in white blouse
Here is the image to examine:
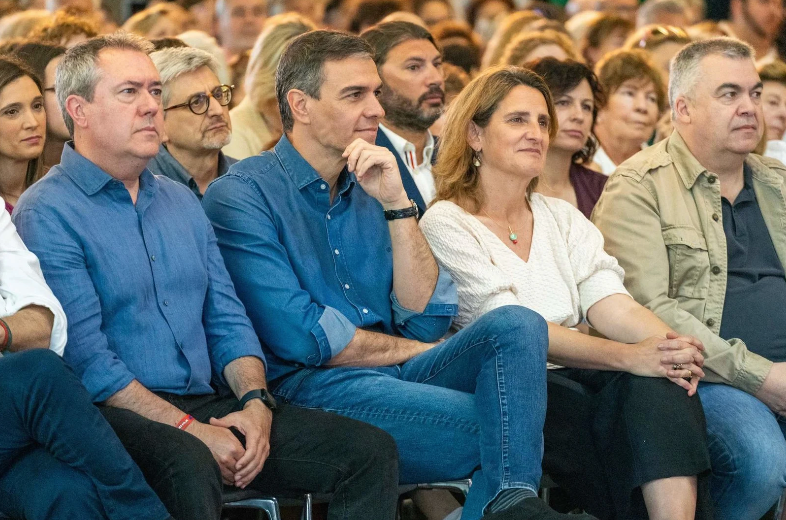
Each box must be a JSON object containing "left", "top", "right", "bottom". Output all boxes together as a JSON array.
[{"left": 420, "top": 66, "right": 711, "bottom": 520}]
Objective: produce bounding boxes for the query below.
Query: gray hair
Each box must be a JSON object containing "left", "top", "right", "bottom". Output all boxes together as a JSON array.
[
  {"left": 150, "top": 47, "right": 220, "bottom": 107},
  {"left": 275, "top": 30, "right": 374, "bottom": 133},
  {"left": 55, "top": 32, "right": 154, "bottom": 136},
  {"left": 636, "top": 0, "right": 688, "bottom": 28},
  {"left": 669, "top": 37, "right": 754, "bottom": 112}
]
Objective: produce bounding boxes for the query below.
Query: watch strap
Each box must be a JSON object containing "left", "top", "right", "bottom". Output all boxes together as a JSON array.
[{"left": 384, "top": 199, "right": 418, "bottom": 221}]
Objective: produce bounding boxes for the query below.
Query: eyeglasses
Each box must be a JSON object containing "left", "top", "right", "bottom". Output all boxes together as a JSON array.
[
  {"left": 164, "top": 84, "right": 234, "bottom": 115},
  {"left": 637, "top": 25, "right": 690, "bottom": 49}
]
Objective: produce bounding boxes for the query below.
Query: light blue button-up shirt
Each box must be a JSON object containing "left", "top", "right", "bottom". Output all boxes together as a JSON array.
[
  {"left": 13, "top": 144, "right": 265, "bottom": 402},
  {"left": 202, "top": 135, "right": 458, "bottom": 382}
]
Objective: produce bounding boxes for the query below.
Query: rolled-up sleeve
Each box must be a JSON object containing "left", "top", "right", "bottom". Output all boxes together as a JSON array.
[
  {"left": 1, "top": 204, "right": 67, "bottom": 354},
  {"left": 13, "top": 206, "right": 134, "bottom": 401},
  {"left": 391, "top": 265, "right": 458, "bottom": 341},
  {"left": 201, "top": 217, "right": 268, "bottom": 384},
  {"left": 203, "top": 174, "right": 356, "bottom": 366}
]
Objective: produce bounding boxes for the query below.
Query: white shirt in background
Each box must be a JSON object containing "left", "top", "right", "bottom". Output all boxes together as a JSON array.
[
  {"left": 592, "top": 145, "right": 617, "bottom": 176},
  {"left": 765, "top": 140, "right": 786, "bottom": 166},
  {"left": 379, "top": 124, "right": 437, "bottom": 205},
  {"left": 0, "top": 198, "right": 68, "bottom": 354}
]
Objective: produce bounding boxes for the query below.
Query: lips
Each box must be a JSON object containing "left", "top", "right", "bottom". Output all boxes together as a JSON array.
[
  {"left": 21, "top": 135, "right": 42, "bottom": 144},
  {"left": 562, "top": 130, "right": 584, "bottom": 139}
]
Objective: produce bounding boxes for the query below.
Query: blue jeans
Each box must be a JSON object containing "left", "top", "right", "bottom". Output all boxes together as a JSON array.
[
  {"left": 698, "top": 382, "right": 786, "bottom": 520},
  {"left": 272, "top": 305, "right": 549, "bottom": 520},
  {"left": 0, "top": 349, "right": 169, "bottom": 520}
]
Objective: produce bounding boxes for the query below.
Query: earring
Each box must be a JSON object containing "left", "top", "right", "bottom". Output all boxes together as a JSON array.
[{"left": 473, "top": 150, "right": 481, "bottom": 167}]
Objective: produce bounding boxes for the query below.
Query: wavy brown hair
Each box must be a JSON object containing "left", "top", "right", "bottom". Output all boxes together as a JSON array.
[{"left": 433, "top": 65, "right": 557, "bottom": 213}]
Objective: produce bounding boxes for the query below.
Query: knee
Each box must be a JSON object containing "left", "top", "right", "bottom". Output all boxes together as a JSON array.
[
  {"left": 481, "top": 305, "right": 548, "bottom": 355},
  {"left": 33, "top": 466, "right": 104, "bottom": 518},
  {"left": 0, "top": 349, "right": 65, "bottom": 392},
  {"left": 338, "top": 421, "right": 399, "bottom": 482},
  {"left": 715, "top": 431, "right": 786, "bottom": 490},
  {"left": 167, "top": 431, "right": 222, "bottom": 492}
]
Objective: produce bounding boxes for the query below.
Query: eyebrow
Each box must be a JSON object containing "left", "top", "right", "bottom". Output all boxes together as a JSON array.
[
  {"left": 0, "top": 101, "right": 21, "bottom": 112},
  {"left": 505, "top": 110, "right": 551, "bottom": 122},
  {"left": 117, "top": 79, "right": 163, "bottom": 89},
  {"left": 339, "top": 83, "right": 383, "bottom": 95}
]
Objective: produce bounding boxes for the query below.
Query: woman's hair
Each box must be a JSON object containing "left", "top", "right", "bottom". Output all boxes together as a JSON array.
[
  {"left": 28, "top": 10, "right": 98, "bottom": 45},
  {"left": 466, "top": 0, "right": 515, "bottom": 28},
  {"left": 245, "top": 12, "right": 315, "bottom": 114},
  {"left": 526, "top": 57, "right": 605, "bottom": 164},
  {"left": 501, "top": 29, "right": 580, "bottom": 65},
  {"left": 481, "top": 10, "right": 543, "bottom": 68},
  {"left": 595, "top": 48, "right": 667, "bottom": 113},
  {"left": 122, "top": 3, "right": 192, "bottom": 37},
  {"left": 433, "top": 65, "right": 557, "bottom": 212},
  {"left": 623, "top": 24, "right": 691, "bottom": 52},
  {"left": 582, "top": 13, "right": 633, "bottom": 64},
  {"left": 0, "top": 56, "right": 44, "bottom": 188},
  {"left": 759, "top": 60, "right": 786, "bottom": 89},
  {"left": 0, "top": 9, "right": 51, "bottom": 40}
]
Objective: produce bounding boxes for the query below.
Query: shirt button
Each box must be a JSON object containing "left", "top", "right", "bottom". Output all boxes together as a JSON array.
[
  {"left": 327, "top": 215, "right": 331, "bottom": 220},
  {"left": 711, "top": 265, "right": 721, "bottom": 275},
  {"left": 163, "top": 300, "right": 169, "bottom": 306},
  {"left": 708, "top": 176, "right": 717, "bottom": 184},
  {"left": 150, "top": 255, "right": 156, "bottom": 261},
  {"left": 334, "top": 249, "right": 340, "bottom": 255},
  {"left": 712, "top": 213, "right": 720, "bottom": 222},
  {"left": 362, "top": 308, "right": 369, "bottom": 314},
  {"left": 320, "top": 184, "right": 327, "bottom": 190},
  {"left": 344, "top": 284, "right": 350, "bottom": 289},
  {"left": 706, "top": 318, "right": 715, "bottom": 327}
]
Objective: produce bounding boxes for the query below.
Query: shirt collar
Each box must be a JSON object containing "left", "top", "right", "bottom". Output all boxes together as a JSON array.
[
  {"left": 273, "top": 134, "right": 355, "bottom": 195},
  {"left": 158, "top": 144, "right": 232, "bottom": 187},
  {"left": 378, "top": 123, "right": 434, "bottom": 169},
  {"left": 60, "top": 141, "right": 159, "bottom": 200}
]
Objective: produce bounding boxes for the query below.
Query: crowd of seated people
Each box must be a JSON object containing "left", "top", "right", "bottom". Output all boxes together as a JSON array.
[{"left": 0, "top": 0, "right": 785, "bottom": 519}]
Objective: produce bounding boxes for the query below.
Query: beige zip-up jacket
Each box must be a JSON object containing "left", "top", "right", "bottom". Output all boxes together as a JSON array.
[{"left": 592, "top": 131, "right": 786, "bottom": 395}]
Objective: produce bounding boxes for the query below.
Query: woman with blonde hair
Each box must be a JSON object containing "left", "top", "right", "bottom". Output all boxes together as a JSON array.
[
  {"left": 420, "top": 65, "right": 712, "bottom": 520},
  {"left": 481, "top": 10, "right": 543, "bottom": 69},
  {"left": 0, "top": 10, "right": 50, "bottom": 41},
  {"left": 122, "top": 3, "right": 194, "bottom": 39},
  {"left": 223, "top": 12, "right": 315, "bottom": 159},
  {"left": 501, "top": 29, "right": 580, "bottom": 65}
]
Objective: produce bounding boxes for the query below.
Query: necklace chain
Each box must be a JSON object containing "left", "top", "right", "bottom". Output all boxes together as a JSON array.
[{"left": 480, "top": 209, "right": 519, "bottom": 245}]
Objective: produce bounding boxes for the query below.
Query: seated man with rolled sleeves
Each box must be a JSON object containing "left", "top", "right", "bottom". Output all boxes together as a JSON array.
[
  {"left": 0, "top": 199, "right": 171, "bottom": 520},
  {"left": 203, "top": 29, "right": 596, "bottom": 520},
  {"left": 13, "top": 32, "right": 400, "bottom": 520},
  {"left": 593, "top": 37, "right": 786, "bottom": 520}
]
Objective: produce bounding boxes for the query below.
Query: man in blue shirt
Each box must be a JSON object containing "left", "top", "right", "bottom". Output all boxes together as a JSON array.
[
  {"left": 203, "top": 30, "right": 592, "bottom": 520},
  {"left": 14, "top": 33, "right": 399, "bottom": 520}
]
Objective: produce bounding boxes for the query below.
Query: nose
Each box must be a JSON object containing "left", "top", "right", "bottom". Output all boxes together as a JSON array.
[
  {"left": 525, "top": 120, "right": 546, "bottom": 145},
  {"left": 633, "top": 92, "right": 650, "bottom": 114},
  {"left": 738, "top": 92, "right": 757, "bottom": 116},
  {"left": 569, "top": 101, "right": 585, "bottom": 123},
  {"left": 21, "top": 107, "right": 40, "bottom": 129},
  {"left": 206, "top": 93, "right": 224, "bottom": 117},
  {"left": 140, "top": 88, "right": 160, "bottom": 116},
  {"left": 426, "top": 62, "right": 445, "bottom": 89},
  {"left": 366, "top": 93, "right": 385, "bottom": 120}
]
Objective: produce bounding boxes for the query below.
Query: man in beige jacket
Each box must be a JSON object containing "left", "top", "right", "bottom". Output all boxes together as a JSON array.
[{"left": 593, "top": 37, "right": 786, "bottom": 520}]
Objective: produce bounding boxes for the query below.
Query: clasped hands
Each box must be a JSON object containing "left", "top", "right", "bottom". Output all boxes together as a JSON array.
[
  {"left": 634, "top": 332, "right": 705, "bottom": 396},
  {"left": 189, "top": 400, "right": 273, "bottom": 488}
]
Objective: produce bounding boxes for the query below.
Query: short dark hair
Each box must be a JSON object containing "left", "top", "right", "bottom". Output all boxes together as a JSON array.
[
  {"left": 276, "top": 30, "right": 374, "bottom": 132},
  {"left": 360, "top": 21, "right": 438, "bottom": 68},
  {"left": 526, "top": 57, "right": 605, "bottom": 164},
  {"left": 12, "top": 41, "right": 66, "bottom": 84},
  {"left": 442, "top": 43, "right": 480, "bottom": 73},
  {"left": 585, "top": 14, "right": 633, "bottom": 53},
  {"left": 466, "top": 0, "right": 515, "bottom": 27},
  {"left": 349, "top": 0, "right": 403, "bottom": 34}
]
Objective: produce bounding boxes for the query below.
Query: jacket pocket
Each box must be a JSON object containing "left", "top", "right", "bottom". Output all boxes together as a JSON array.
[{"left": 662, "top": 226, "right": 710, "bottom": 299}]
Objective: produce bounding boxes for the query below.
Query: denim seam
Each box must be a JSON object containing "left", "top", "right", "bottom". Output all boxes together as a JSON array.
[
  {"left": 494, "top": 344, "right": 511, "bottom": 486},
  {"left": 418, "top": 336, "right": 498, "bottom": 385},
  {"left": 313, "top": 407, "right": 481, "bottom": 434}
]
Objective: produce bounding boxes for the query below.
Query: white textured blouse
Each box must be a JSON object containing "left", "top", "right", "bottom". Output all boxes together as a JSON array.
[
  {"left": 1, "top": 198, "right": 67, "bottom": 354},
  {"left": 420, "top": 194, "right": 629, "bottom": 331}
]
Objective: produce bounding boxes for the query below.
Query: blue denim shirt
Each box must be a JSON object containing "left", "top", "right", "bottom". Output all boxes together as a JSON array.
[
  {"left": 202, "top": 135, "right": 458, "bottom": 382},
  {"left": 13, "top": 144, "right": 265, "bottom": 402}
]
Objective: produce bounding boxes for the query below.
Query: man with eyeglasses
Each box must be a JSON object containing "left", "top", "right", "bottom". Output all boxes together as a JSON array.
[
  {"left": 13, "top": 33, "right": 400, "bottom": 520},
  {"left": 148, "top": 47, "right": 236, "bottom": 199}
]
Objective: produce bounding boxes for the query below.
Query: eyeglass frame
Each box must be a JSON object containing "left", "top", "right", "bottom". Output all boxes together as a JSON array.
[{"left": 163, "top": 84, "right": 234, "bottom": 115}]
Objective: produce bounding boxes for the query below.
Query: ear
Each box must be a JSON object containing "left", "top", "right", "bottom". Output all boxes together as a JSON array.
[
  {"left": 287, "top": 89, "right": 311, "bottom": 127},
  {"left": 65, "top": 94, "right": 88, "bottom": 131},
  {"left": 467, "top": 121, "right": 483, "bottom": 151},
  {"left": 673, "top": 95, "right": 691, "bottom": 125}
]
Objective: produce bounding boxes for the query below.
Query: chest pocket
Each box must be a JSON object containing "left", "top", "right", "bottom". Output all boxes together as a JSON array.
[{"left": 662, "top": 226, "right": 710, "bottom": 299}]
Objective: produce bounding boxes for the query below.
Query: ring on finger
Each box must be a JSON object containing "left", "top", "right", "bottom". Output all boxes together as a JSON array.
[
  {"left": 683, "top": 369, "right": 693, "bottom": 381},
  {"left": 672, "top": 363, "right": 683, "bottom": 370}
]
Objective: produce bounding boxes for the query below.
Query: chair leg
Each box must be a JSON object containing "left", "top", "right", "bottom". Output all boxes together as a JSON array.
[
  {"left": 224, "top": 499, "right": 282, "bottom": 520},
  {"left": 776, "top": 489, "right": 786, "bottom": 520},
  {"left": 301, "top": 493, "right": 312, "bottom": 520}
]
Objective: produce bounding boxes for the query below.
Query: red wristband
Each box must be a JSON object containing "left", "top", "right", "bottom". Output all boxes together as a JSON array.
[
  {"left": 176, "top": 414, "right": 194, "bottom": 430},
  {"left": 0, "top": 318, "right": 10, "bottom": 352}
]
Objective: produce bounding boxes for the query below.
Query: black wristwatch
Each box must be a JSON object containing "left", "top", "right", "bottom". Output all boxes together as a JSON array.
[
  {"left": 239, "top": 389, "right": 278, "bottom": 411},
  {"left": 384, "top": 199, "right": 419, "bottom": 221}
]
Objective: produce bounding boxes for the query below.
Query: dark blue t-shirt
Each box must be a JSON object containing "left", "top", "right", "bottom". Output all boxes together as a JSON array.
[{"left": 719, "top": 166, "right": 786, "bottom": 362}]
